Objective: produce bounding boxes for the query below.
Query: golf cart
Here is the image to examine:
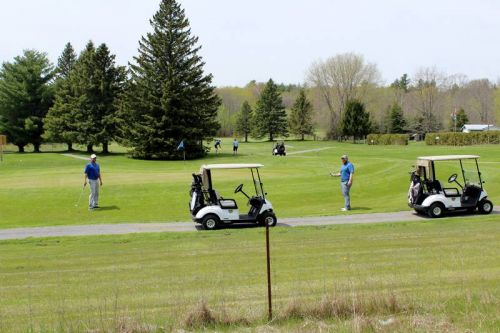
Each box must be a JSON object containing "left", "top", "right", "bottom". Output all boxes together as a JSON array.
[
  {"left": 272, "top": 142, "right": 286, "bottom": 156},
  {"left": 189, "top": 164, "right": 277, "bottom": 230},
  {"left": 408, "top": 155, "right": 493, "bottom": 218}
]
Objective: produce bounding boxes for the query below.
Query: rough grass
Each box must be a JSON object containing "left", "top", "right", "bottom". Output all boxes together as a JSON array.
[
  {"left": 1, "top": 140, "right": 499, "bottom": 229},
  {"left": 0, "top": 217, "right": 498, "bottom": 332}
]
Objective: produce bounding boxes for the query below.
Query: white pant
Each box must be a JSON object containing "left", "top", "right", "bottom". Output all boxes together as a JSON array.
[{"left": 89, "top": 179, "right": 100, "bottom": 208}]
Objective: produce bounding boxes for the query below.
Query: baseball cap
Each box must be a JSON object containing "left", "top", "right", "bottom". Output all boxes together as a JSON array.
[
  {"left": 90, "top": 154, "right": 97, "bottom": 159},
  {"left": 341, "top": 154, "right": 348, "bottom": 160}
]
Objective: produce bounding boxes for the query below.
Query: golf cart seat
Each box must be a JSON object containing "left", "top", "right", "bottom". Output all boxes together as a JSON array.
[
  {"left": 425, "top": 179, "right": 443, "bottom": 193},
  {"left": 462, "top": 185, "right": 481, "bottom": 205},
  {"left": 219, "top": 199, "right": 238, "bottom": 209}
]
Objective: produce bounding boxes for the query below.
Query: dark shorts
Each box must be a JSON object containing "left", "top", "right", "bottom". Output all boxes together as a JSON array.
[{"left": 233, "top": 146, "right": 238, "bottom": 151}]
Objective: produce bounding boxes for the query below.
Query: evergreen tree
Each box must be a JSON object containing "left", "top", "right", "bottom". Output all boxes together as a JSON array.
[
  {"left": 120, "top": 0, "right": 220, "bottom": 159},
  {"left": 387, "top": 102, "right": 406, "bottom": 133},
  {"left": 71, "top": 41, "right": 98, "bottom": 153},
  {"left": 252, "top": 79, "right": 288, "bottom": 141},
  {"left": 66, "top": 41, "right": 126, "bottom": 153},
  {"left": 449, "top": 108, "right": 469, "bottom": 131},
  {"left": 289, "top": 89, "right": 314, "bottom": 140},
  {"left": 0, "top": 50, "right": 54, "bottom": 152},
  {"left": 92, "top": 43, "right": 127, "bottom": 154},
  {"left": 235, "top": 101, "right": 252, "bottom": 142},
  {"left": 44, "top": 42, "right": 78, "bottom": 151},
  {"left": 341, "top": 99, "right": 371, "bottom": 142},
  {"left": 55, "top": 42, "right": 77, "bottom": 80}
]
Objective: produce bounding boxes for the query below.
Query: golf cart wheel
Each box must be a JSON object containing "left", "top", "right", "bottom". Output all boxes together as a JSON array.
[
  {"left": 428, "top": 202, "right": 445, "bottom": 218},
  {"left": 201, "top": 214, "right": 220, "bottom": 230},
  {"left": 478, "top": 200, "right": 493, "bottom": 214},
  {"left": 259, "top": 212, "right": 277, "bottom": 227}
]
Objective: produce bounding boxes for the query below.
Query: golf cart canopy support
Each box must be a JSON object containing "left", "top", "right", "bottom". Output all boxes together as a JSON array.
[{"left": 416, "top": 155, "right": 480, "bottom": 181}]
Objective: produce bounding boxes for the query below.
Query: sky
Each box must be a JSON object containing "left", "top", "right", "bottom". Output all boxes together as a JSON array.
[{"left": 1, "top": 0, "right": 499, "bottom": 87}]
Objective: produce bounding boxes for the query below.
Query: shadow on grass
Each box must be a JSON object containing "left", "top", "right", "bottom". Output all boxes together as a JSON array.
[{"left": 94, "top": 205, "right": 120, "bottom": 211}]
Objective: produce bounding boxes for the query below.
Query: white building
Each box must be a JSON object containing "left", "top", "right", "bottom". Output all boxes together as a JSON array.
[{"left": 461, "top": 124, "right": 500, "bottom": 133}]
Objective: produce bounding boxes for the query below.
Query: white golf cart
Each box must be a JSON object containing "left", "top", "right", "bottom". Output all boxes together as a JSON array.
[
  {"left": 189, "top": 164, "right": 277, "bottom": 230},
  {"left": 408, "top": 155, "right": 493, "bottom": 218}
]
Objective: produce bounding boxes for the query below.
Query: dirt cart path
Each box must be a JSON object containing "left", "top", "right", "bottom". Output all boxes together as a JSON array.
[{"left": 1, "top": 209, "right": 498, "bottom": 240}]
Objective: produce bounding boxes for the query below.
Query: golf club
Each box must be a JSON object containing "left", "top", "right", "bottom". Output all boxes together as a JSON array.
[{"left": 75, "top": 184, "right": 86, "bottom": 207}]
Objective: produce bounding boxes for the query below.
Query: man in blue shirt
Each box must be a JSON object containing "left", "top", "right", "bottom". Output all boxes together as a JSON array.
[
  {"left": 233, "top": 138, "right": 239, "bottom": 155},
  {"left": 331, "top": 154, "right": 354, "bottom": 211},
  {"left": 84, "top": 154, "right": 103, "bottom": 210}
]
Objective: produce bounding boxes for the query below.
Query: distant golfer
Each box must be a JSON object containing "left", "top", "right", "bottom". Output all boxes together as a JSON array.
[
  {"left": 233, "top": 138, "right": 239, "bottom": 155},
  {"left": 214, "top": 139, "right": 221, "bottom": 154},
  {"left": 84, "top": 154, "right": 102, "bottom": 210},
  {"left": 331, "top": 154, "right": 354, "bottom": 211}
]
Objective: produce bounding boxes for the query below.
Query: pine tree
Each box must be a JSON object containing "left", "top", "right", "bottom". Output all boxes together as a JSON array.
[
  {"left": 387, "top": 102, "right": 406, "bottom": 133},
  {"left": 71, "top": 41, "right": 98, "bottom": 153},
  {"left": 235, "top": 101, "right": 252, "bottom": 142},
  {"left": 67, "top": 41, "right": 125, "bottom": 153},
  {"left": 252, "top": 79, "right": 288, "bottom": 141},
  {"left": 120, "top": 0, "right": 220, "bottom": 159},
  {"left": 341, "top": 99, "right": 371, "bottom": 142},
  {"left": 44, "top": 42, "right": 78, "bottom": 151},
  {"left": 55, "top": 43, "right": 77, "bottom": 80},
  {"left": 0, "top": 50, "right": 54, "bottom": 152},
  {"left": 92, "top": 43, "right": 127, "bottom": 154},
  {"left": 289, "top": 89, "right": 314, "bottom": 140},
  {"left": 449, "top": 108, "right": 469, "bottom": 131}
]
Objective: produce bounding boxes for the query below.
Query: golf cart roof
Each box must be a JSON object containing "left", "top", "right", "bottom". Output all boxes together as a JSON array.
[
  {"left": 201, "top": 163, "right": 264, "bottom": 170},
  {"left": 417, "top": 155, "right": 480, "bottom": 161}
]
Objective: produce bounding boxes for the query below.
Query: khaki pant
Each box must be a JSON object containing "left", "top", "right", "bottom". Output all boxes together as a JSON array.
[{"left": 89, "top": 179, "right": 100, "bottom": 208}]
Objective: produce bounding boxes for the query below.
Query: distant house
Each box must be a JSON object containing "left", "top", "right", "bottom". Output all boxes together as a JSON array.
[{"left": 461, "top": 124, "right": 500, "bottom": 133}]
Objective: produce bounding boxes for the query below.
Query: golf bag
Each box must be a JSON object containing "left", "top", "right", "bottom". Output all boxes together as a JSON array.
[
  {"left": 408, "top": 171, "right": 422, "bottom": 205},
  {"left": 190, "top": 173, "right": 206, "bottom": 215}
]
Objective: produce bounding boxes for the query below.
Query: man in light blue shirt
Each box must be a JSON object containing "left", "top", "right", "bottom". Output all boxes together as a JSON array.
[{"left": 331, "top": 154, "right": 354, "bottom": 211}]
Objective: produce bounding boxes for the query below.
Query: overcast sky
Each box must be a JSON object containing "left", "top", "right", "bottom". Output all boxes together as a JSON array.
[{"left": 1, "top": 0, "right": 499, "bottom": 87}]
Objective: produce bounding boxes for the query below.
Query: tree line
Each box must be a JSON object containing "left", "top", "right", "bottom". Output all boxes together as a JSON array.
[
  {"left": 0, "top": 0, "right": 219, "bottom": 159},
  {"left": 220, "top": 58, "right": 499, "bottom": 140},
  {"left": 1, "top": 0, "right": 499, "bottom": 158}
]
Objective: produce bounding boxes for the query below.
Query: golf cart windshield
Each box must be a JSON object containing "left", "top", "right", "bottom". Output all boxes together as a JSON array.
[
  {"left": 200, "top": 164, "right": 266, "bottom": 198},
  {"left": 462, "top": 159, "right": 482, "bottom": 187}
]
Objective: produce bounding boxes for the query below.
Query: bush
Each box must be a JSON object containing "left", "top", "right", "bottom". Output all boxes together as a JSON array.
[
  {"left": 367, "top": 134, "right": 408, "bottom": 145},
  {"left": 425, "top": 132, "right": 500, "bottom": 145}
]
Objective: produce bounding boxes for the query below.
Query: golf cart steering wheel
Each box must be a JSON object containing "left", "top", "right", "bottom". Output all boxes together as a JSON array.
[
  {"left": 448, "top": 173, "right": 458, "bottom": 183},
  {"left": 234, "top": 183, "right": 244, "bottom": 194}
]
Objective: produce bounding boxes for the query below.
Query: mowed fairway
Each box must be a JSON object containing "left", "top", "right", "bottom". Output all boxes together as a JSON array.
[
  {"left": 0, "top": 218, "right": 499, "bottom": 332},
  {"left": 0, "top": 141, "right": 499, "bottom": 332},
  {"left": 1, "top": 140, "right": 500, "bottom": 229}
]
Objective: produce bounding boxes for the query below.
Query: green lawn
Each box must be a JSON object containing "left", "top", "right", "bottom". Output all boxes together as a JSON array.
[
  {"left": 0, "top": 217, "right": 498, "bottom": 332},
  {"left": 0, "top": 140, "right": 499, "bottom": 229}
]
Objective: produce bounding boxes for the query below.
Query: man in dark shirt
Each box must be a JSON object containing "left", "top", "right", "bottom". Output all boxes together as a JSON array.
[{"left": 84, "top": 154, "right": 103, "bottom": 210}]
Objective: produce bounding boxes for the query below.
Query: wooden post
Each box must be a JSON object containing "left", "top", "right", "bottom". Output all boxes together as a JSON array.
[
  {"left": 266, "top": 221, "right": 272, "bottom": 321},
  {"left": 0, "top": 135, "right": 6, "bottom": 162}
]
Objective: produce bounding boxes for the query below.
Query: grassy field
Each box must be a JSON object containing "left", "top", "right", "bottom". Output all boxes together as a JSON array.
[
  {"left": 0, "top": 140, "right": 499, "bottom": 229},
  {"left": 0, "top": 216, "right": 498, "bottom": 332}
]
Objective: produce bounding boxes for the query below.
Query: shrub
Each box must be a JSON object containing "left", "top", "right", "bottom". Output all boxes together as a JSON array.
[
  {"left": 425, "top": 132, "right": 500, "bottom": 145},
  {"left": 367, "top": 134, "right": 408, "bottom": 145}
]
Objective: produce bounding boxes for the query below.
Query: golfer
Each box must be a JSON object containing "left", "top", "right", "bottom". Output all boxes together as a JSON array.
[
  {"left": 214, "top": 139, "right": 221, "bottom": 154},
  {"left": 233, "top": 138, "right": 239, "bottom": 155},
  {"left": 331, "top": 154, "right": 354, "bottom": 211},
  {"left": 84, "top": 154, "right": 102, "bottom": 210}
]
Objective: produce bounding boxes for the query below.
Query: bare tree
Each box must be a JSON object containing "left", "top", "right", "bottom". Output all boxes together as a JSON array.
[
  {"left": 307, "top": 53, "right": 380, "bottom": 138},
  {"left": 466, "top": 79, "right": 494, "bottom": 124},
  {"left": 409, "top": 67, "right": 446, "bottom": 133}
]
